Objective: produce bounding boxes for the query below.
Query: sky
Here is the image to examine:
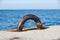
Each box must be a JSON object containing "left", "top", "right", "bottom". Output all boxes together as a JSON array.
[{"left": 0, "top": 0, "right": 60, "bottom": 9}]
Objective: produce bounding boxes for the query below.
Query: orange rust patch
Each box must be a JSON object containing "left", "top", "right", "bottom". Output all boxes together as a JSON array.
[{"left": 6, "top": 30, "right": 17, "bottom": 32}]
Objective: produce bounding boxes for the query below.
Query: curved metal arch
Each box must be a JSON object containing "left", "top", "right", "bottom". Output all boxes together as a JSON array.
[{"left": 17, "top": 14, "right": 43, "bottom": 31}]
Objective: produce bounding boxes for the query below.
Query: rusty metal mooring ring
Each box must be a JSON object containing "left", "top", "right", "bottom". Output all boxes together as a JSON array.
[{"left": 17, "top": 14, "right": 43, "bottom": 32}]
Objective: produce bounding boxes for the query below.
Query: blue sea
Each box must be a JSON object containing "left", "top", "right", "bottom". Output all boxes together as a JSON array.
[{"left": 0, "top": 10, "right": 60, "bottom": 30}]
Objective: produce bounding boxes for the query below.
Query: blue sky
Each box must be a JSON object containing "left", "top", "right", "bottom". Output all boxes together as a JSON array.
[{"left": 0, "top": 0, "right": 60, "bottom": 9}]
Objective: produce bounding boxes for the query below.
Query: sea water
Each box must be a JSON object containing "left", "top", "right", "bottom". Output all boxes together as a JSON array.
[{"left": 0, "top": 10, "right": 60, "bottom": 30}]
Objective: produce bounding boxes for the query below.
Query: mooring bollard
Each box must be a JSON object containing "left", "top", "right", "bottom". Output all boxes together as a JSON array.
[{"left": 17, "top": 14, "right": 43, "bottom": 32}]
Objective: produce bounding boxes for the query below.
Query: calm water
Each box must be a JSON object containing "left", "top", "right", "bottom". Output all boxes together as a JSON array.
[{"left": 0, "top": 10, "right": 60, "bottom": 30}]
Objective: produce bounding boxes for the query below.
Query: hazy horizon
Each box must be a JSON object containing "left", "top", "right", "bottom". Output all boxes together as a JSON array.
[{"left": 0, "top": 0, "right": 60, "bottom": 9}]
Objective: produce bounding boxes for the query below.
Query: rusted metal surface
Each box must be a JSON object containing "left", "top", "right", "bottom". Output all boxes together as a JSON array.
[{"left": 17, "top": 14, "right": 43, "bottom": 32}]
